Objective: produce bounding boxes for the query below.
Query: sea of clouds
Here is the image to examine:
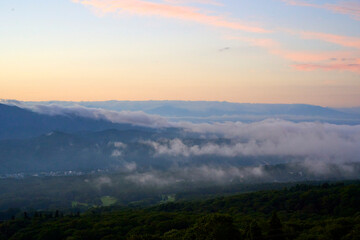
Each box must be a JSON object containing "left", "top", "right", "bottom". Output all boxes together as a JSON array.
[{"left": 2, "top": 100, "right": 360, "bottom": 186}]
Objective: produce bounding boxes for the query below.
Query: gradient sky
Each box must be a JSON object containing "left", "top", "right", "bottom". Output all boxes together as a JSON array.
[{"left": 0, "top": 0, "right": 359, "bottom": 107}]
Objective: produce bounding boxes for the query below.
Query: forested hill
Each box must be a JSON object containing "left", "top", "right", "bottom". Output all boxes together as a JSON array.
[{"left": 1, "top": 182, "right": 360, "bottom": 240}]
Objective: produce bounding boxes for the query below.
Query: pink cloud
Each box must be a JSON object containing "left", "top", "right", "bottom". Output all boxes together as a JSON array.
[
  {"left": 282, "top": 0, "right": 360, "bottom": 21},
  {"left": 326, "top": 1, "right": 360, "bottom": 20},
  {"left": 229, "top": 36, "right": 354, "bottom": 62},
  {"left": 297, "top": 31, "right": 360, "bottom": 49},
  {"left": 72, "top": 0, "right": 269, "bottom": 33},
  {"left": 230, "top": 36, "right": 360, "bottom": 73},
  {"left": 281, "top": 0, "right": 317, "bottom": 8},
  {"left": 163, "top": 0, "right": 223, "bottom": 6},
  {"left": 284, "top": 28, "right": 360, "bottom": 50},
  {"left": 292, "top": 63, "right": 360, "bottom": 73}
]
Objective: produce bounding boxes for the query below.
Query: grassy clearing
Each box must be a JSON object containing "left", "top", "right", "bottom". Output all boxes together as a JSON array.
[{"left": 100, "top": 196, "right": 117, "bottom": 206}]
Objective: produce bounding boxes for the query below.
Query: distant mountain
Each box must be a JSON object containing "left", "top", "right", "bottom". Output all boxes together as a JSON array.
[
  {"left": 336, "top": 107, "right": 360, "bottom": 115},
  {"left": 18, "top": 100, "right": 360, "bottom": 124},
  {"left": 0, "top": 103, "right": 150, "bottom": 140}
]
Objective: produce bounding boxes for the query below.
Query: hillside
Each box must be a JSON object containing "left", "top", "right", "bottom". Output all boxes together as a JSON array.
[
  {"left": 0, "top": 103, "right": 144, "bottom": 140},
  {"left": 1, "top": 182, "right": 359, "bottom": 240}
]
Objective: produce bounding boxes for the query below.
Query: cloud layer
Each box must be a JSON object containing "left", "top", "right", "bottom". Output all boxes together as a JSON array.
[
  {"left": 3, "top": 100, "right": 170, "bottom": 128},
  {"left": 149, "top": 119, "right": 360, "bottom": 163},
  {"left": 124, "top": 161, "right": 360, "bottom": 186},
  {"left": 3, "top": 101, "right": 360, "bottom": 165}
]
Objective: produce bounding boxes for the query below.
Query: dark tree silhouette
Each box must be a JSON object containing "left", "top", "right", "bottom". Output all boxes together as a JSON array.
[
  {"left": 268, "top": 212, "right": 285, "bottom": 240},
  {"left": 185, "top": 214, "right": 242, "bottom": 240},
  {"left": 246, "top": 220, "right": 264, "bottom": 240}
]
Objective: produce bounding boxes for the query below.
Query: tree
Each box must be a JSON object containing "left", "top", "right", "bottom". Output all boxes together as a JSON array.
[
  {"left": 245, "top": 220, "right": 264, "bottom": 240},
  {"left": 184, "top": 214, "right": 242, "bottom": 240},
  {"left": 267, "top": 212, "right": 285, "bottom": 240}
]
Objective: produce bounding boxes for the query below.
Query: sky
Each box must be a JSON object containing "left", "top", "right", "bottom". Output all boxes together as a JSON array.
[{"left": 0, "top": 0, "right": 359, "bottom": 107}]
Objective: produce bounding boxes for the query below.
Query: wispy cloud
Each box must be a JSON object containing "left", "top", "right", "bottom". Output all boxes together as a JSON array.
[
  {"left": 163, "top": 0, "right": 223, "bottom": 6},
  {"left": 71, "top": 0, "right": 270, "bottom": 33},
  {"left": 291, "top": 30, "right": 360, "bottom": 50},
  {"left": 230, "top": 36, "right": 349, "bottom": 61},
  {"left": 292, "top": 62, "right": 360, "bottom": 72},
  {"left": 229, "top": 36, "right": 360, "bottom": 73},
  {"left": 282, "top": 0, "right": 360, "bottom": 20},
  {"left": 125, "top": 165, "right": 268, "bottom": 186},
  {"left": 281, "top": 0, "right": 317, "bottom": 7},
  {"left": 72, "top": 0, "right": 359, "bottom": 71}
]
